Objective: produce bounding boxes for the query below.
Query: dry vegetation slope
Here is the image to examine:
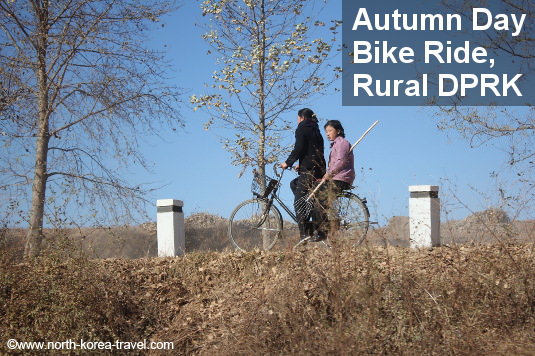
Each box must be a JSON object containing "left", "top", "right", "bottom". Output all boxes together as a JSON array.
[
  {"left": 1, "top": 242, "right": 535, "bottom": 355},
  {"left": 1, "top": 210, "right": 534, "bottom": 355}
]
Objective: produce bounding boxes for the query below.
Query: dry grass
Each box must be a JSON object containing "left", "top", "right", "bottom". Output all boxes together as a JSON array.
[{"left": 1, "top": 237, "right": 535, "bottom": 355}]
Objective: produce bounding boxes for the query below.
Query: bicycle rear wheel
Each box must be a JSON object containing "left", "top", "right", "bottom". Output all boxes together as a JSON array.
[
  {"left": 228, "top": 198, "right": 283, "bottom": 251},
  {"left": 331, "top": 192, "right": 370, "bottom": 246}
]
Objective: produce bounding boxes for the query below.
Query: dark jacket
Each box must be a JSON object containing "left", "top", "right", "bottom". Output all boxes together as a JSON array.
[{"left": 285, "top": 118, "right": 326, "bottom": 179}]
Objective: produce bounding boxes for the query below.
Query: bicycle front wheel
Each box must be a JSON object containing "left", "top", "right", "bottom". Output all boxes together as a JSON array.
[
  {"left": 228, "top": 199, "right": 283, "bottom": 251},
  {"left": 331, "top": 192, "right": 370, "bottom": 246}
]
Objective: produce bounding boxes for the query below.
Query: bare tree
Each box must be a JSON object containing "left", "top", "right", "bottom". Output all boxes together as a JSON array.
[
  {"left": 437, "top": 0, "right": 535, "bottom": 166},
  {"left": 0, "top": 0, "right": 183, "bottom": 257},
  {"left": 191, "top": 0, "right": 341, "bottom": 185}
]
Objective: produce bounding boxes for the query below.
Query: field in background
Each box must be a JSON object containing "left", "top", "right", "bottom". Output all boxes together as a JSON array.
[{"left": 2, "top": 208, "right": 532, "bottom": 259}]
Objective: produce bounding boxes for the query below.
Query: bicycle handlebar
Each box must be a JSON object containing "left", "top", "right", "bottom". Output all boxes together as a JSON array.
[{"left": 273, "top": 163, "right": 284, "bottom": 178}]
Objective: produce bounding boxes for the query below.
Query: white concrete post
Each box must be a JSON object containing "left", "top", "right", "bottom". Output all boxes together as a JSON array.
[
  {"left": 156, "top": 199, "right": 185, "bottom": 256},
  {"left": 409, "top": 185, "right": 440, "bottom": 248}
]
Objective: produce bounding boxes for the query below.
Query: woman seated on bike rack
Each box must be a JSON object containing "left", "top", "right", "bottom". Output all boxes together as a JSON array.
[
  {"left": 280, "top": 108, "right": 327, "bottom": 243},
  {"left": 323, "top": 120, "right": 355, "bottom": 193},
  {"left": 320, "top": 120, "right": 356, "bottom": 233}
]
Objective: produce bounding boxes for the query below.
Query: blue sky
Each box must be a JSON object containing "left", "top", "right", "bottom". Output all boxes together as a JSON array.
[{"left": 137, "top": 1, "right": 523, "bottom": 224}]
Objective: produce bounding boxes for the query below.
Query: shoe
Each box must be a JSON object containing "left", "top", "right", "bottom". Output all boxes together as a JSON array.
[{"left": 308, "top": 231, "right": 326, "bottom": 242}]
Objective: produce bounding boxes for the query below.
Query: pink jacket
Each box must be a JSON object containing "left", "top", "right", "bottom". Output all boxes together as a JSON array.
[{"left": 327, "top": 136, "right": 355, "bottom": 185}]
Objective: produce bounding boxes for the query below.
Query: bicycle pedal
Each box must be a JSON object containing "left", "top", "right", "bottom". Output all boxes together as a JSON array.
[{"left": 369, "top": 221, "right": 379, "bottom": 225}]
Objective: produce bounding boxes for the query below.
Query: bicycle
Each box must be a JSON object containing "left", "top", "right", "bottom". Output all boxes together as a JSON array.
[{"left": 228, "top": 164, "right": 371, "bottom": 251}]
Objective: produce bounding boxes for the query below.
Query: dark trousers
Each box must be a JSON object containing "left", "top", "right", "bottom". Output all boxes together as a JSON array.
[{"left": 290, "top": 174, "right": 327, "bottom": 236}]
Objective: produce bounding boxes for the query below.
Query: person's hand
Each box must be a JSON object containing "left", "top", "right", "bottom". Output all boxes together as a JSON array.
[
  {"left": 280, "top": 162, "right": 289, "bottom": 170},
  {"left": 293, "top": 165, "right": 300, "bottom": 172}
]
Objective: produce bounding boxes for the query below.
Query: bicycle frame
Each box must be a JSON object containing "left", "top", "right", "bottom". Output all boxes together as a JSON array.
[
  {"left": 253, "top": 167, "right": 298, "bottom": 226},
  {"left": 251, "top": 164, "right": 371, "bottom": 232},
  {"left": 229, "top": 164, "right": 371, "bottom": 251}
]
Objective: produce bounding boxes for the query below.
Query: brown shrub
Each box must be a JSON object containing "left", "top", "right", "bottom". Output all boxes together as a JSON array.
[
  {"left": 2, "top": 227, "right": 535, "bottom": 355},
  {"left": 149, "top": 244, "right": 535, "bottom": 356}
]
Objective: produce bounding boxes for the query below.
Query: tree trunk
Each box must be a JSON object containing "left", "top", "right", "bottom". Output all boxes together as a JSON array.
[
  {"left": 257, "top": 0, "right": 267, "bottom": 186},
  {"left": 25, "top": 75, "right": 50, "bottom": 257},
  {"left": 25, "top": 130, "right": 50, "bottom": 258},
  {"left": 257, "top": 0, "right": 271, "bottom": 250},
  {"left": 25, "top": 3, "right": 50, "bottom": 258}
]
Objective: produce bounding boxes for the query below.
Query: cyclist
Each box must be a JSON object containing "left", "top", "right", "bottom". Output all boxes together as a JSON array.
[{"left": 280, "top": 108, "right": 327, "bottom": 242}]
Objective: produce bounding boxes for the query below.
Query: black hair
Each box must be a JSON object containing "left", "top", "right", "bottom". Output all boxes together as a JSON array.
[
  {"left": 324, "top": 120, "right": 345, "bottom": 138},
  {"left": 298, "top": 108, "right": 318, "bottom": 122}
]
